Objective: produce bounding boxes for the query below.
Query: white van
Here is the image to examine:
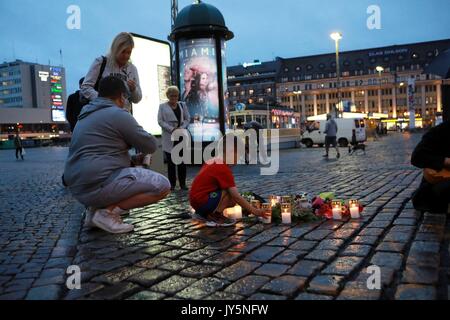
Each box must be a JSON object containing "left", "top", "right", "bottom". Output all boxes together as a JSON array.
[{"left": 301, "top": 118, "right": 367, "bottom": 148}]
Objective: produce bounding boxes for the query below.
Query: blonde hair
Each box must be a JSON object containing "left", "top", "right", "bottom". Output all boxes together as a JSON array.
[
  {"left": 109, "top": 32, "right": 134, "bottom": 63},
  {"left": 166, "top": 86, "right": 180, "bottom": 97}
]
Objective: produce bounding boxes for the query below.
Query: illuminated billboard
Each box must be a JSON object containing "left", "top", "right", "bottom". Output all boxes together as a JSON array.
[
  {"left": 130, "top": 34, "right": 172, "bottom": 136},
  {"left": 52, "top": 109, "right": 66, "bottom": 122},
  {"left": 50, "top": 67, "right": 66, "bottom": 122},
  {"left": 179, "top": 38, "right": 226, "bottom": 142}
]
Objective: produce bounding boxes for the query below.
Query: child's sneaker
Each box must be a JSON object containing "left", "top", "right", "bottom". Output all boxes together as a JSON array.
[
  {"left": 92, "top": 209, "right": 134, "bottom": 234},
  {"left": 205, "top": 212, "right": 236, "bottom": 228}
]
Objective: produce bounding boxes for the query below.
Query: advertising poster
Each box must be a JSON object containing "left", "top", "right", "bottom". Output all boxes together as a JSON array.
[
  {"left": 130, "top": 34, "right": 172, "bottom": 136},
  {"left": 179, "top": 38, "right": 223, "bottom": 142}
]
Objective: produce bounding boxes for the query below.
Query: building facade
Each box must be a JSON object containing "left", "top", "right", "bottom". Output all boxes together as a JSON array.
[
  {"left": 227, "top": 39, "right": 450, "bottom": 129},
  {"left": 0, "top": 60, "right": 68, "bottom": 136},
  {"left": 227, "top": 59, "right": 282, "bottom": 107}
]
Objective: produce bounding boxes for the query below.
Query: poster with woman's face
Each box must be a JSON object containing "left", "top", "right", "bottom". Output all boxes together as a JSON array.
[{"left": 179, "top": 38, "right": 222, "bottom": 142}]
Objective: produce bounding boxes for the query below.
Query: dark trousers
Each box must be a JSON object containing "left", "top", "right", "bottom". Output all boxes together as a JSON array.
[
  {"left": 15, "top": 147, "right": 23, "bottom": 160},
  {"left": 165, "top": 152, "right": 186, "bottom": 188},
  {"left": 413, "top": 179, "right": 450, "bottom": 213}
]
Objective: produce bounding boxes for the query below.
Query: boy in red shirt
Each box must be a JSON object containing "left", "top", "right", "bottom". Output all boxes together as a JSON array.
[{"left": 190, "top": 135, "right": 269, "bottom": 227}]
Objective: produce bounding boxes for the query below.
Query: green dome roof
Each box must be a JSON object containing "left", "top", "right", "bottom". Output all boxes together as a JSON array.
[{"left": 170, "top": 2, "right": 234, "bottom": 41}]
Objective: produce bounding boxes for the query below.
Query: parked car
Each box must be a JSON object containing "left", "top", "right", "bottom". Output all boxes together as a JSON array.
[{"left": 301, "top": 118, "right": 367, "bottom": 148}]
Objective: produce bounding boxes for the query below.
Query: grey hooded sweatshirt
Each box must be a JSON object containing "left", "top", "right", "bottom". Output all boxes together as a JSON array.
[{"left": 64, "top": 97, "right": 157, "bottom": 195}]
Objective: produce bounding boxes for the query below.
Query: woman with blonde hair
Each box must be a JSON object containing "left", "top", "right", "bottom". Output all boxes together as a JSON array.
[
  {"left": 158, "top": 86, "right": 191, "bottom": 191},
  {"left": 81, "top": 32, "right": 142, "bottom": 112}
]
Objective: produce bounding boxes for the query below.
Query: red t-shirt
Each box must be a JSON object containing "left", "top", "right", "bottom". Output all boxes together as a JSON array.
[{"left": 189, "top": 158, "right": 236, "bottom": 210}]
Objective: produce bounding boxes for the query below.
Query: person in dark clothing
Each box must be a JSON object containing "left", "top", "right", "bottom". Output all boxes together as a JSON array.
[
  {"left": 411, "top": 121, "right": 450, "bottom": 213},
  {"left": 66, "top": 77, "right": 85, "bottom": 132},
  {"left": 14, "top": 133, "right": 24, "bottom": 160}
]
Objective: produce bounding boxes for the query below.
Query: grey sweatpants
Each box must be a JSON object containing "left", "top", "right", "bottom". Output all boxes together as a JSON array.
[{"left": 73, "top": 167, "right": 170, "bottom": 208}]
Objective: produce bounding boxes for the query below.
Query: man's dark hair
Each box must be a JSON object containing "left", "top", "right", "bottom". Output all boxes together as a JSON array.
[
  {"left": 98, "top": 76, "right": 127, "bottom": 99},
  {"left": 79, "top": 77, "right": 85, "bottom": 87}
]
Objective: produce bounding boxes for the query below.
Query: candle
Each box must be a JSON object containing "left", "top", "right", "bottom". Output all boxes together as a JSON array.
[
  {"left": 349, "top": 200, "right": 360, "bottom": 219},
  {"left": 331, "top": 200, "right": 342, "bottom": 220},
  {"left": 281, "top": 203, "right": 292, "bottom": 224},
  {"left": 269, "top": 195, "right": 278, "bottom": 207},
  {"left": 261, "top": 203, "right": 272, "bottom": 224},
  {"left": 233, "top": 205, "right": 243, "bottom": 220},
  {"left": 223, "top": 207, "right": 235, "bottom": 219}
]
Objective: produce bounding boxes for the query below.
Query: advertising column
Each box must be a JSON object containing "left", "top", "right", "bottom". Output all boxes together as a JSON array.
[{"left": 179, "top": 38, "right": 228, "bottom": 142}]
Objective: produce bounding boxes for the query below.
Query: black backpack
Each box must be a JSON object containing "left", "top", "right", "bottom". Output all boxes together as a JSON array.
[{"left": 66, "top": 56, "right": 107, "bottom": 131}]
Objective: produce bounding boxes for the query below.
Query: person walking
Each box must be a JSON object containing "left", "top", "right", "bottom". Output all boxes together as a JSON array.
[
  {"left": 81, "top": 32, "right": 142, "bottom": 113},
  {"left": 158, "top": 86, "right": 191, "bottom": 191},
  {"left": 324, "top": 114, "right": 340, "bottom": 159},
  {"left": 14, "top": 133, "right": 24, "bottom": 160}
]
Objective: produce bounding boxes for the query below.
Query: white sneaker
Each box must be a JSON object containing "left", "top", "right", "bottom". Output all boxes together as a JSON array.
[
  {"left": 111, "top": 207, "right": 130, "bottom": 217},
  {"left": 83, "top": 207, "right": 96, "bottom": 228},
  {"left": 92, "top": 209, "right": 134, "bottom": 234}
]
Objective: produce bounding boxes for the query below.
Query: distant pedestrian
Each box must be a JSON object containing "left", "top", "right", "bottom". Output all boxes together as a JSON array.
[
  {"left": 14, "top": 133, "right": 24, "bottom": 160},
  {"left": 66, "top": 77, "right": 85, "bottom": 132},
  {"left": 324, "top": 114, "right": 340, "bottom": 159},
  {"left": 81, "top": 32, "right": 142, "bottom": 113}
]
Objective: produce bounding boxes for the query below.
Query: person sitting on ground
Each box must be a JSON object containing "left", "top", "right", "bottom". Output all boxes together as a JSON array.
[
  {"left": 63, "top": 76, "right": 171, "bottom": 234},
  {"left": 411, "top": 120, "right": 450, "bottom": 214},
  {"left": 189, "top": 134, "right": 270, "bottom": 227}
]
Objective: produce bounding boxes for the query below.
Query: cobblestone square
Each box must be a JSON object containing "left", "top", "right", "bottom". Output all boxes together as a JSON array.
[{"left": 1, "top": 133, "right": 449, "bottom": 300}]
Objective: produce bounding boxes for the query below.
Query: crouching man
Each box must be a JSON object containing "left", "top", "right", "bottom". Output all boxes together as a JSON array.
[{"left": 64, "top": 76, "right": 171, "bottom": 234}]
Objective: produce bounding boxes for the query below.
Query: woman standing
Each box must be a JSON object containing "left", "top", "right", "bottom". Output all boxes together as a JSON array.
[
  {"left": 81, "top": 32, "right": 142, "bottom": 112},
  {"left": 158, "top": 86, "right": 191, "bottom": 191}
]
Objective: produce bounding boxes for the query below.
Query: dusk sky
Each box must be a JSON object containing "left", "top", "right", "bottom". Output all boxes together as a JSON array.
[{"left": 1, "top": 0, "right": 450, "bottom": 94}]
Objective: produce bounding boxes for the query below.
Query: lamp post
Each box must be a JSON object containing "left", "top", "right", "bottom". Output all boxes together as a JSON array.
[
  {"left": 330, "top": 32, "right": 342, "bottom": 118},
  {"left": 376, "top": 66, "right": 384, "bottom": 114},
  {"left": 293, "top": 90, "right": 304, "bottom": 122}
]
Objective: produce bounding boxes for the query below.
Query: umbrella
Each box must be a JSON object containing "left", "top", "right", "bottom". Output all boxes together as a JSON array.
[{"left": 424, "top": 49, "right": 450, "bottom": 78}]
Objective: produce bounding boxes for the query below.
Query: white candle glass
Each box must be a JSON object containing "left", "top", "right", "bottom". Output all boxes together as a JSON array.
[
  {"left": 332, "top": 207, "right": 342, "bottom": 220},
  {"left": 233, "top": 205, "right": 243, "bottom": 220}
]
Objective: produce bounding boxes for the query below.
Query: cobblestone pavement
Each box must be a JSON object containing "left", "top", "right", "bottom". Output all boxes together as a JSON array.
[{"left": 1, "top": 132, "right": 449, "bottom": 300}]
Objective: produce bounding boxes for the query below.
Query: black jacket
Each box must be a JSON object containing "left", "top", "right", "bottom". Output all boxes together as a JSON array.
[
  {"left": 66, "top": 91, "right": 83, "bottom": 132},
  {"left": 411, "top": 121, "right": 450, "bottom": 212}
]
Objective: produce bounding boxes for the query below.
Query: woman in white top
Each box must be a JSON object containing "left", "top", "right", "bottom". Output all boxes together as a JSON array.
[
  {"left": 81, "top": 32, "right": 142, "bottom": 112},
  {"left": 158, "top": 86, "right": 191, "bottom": 191}
]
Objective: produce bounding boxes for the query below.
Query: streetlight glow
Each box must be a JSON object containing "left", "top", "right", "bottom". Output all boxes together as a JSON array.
[
  {"left": 376, "top": 66, "right": 384, "bottom": 73},
  {"left": 330, "top": 32, "right": 342, "bottom": 41}
]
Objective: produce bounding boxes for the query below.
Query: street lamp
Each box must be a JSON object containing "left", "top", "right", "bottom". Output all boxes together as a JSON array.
[
  {"left": 330, "top": 32, "right": 342, "bottom": 118},
  {"left": 293, "top": 90, "right": 304, "bottom": 123},
  {"left": 376, "top": 66, "right": 384, "bottom": 113}
]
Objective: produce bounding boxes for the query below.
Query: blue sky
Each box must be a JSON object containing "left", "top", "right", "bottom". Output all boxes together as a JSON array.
[{"left": 1, "top": 0, "right": 450, "bottom": 94}]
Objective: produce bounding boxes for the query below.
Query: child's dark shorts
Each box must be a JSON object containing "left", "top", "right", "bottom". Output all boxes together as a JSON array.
[{"left": 196, "top": 190, "right": 222, "bottom": 218}]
